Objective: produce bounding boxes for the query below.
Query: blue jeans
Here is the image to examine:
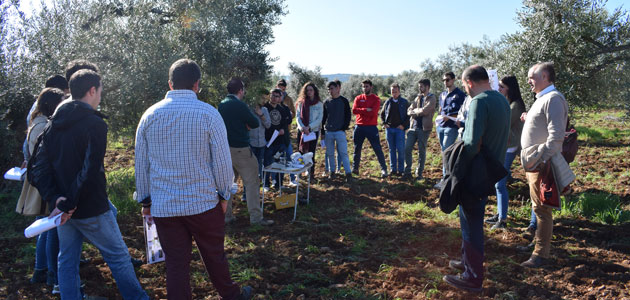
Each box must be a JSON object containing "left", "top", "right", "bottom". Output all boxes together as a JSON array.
[
  {"left": 386, "top": 127, "right": 405, "bottom": 173},
  {"left": 494, "top": 151, "right": 517, "bottom": 220},
  {"left": 264, "top": 143, "right": 286, "bottom": 187},
  {"left": 285, "top": 143, "right": 296, "bottom": 182},
  {"left": 437, "top": 125, "right": 459, "bottom": 176},
  {"left": 459, "top": 197, "right": 487, "bottom": 285},
  {"left": 57, "top": 210, "right": 148, "bottom": 300},
  {"left": 251, "top": 146, "right": 265, "bottom": 179},
  {"left": 34, "top": 216, "right": 48, "bottom": 270},
  {"left": 530, "top": 209, "right": 537, "bottom": 228},
  {"left": 47, "top": 228, "right": 59, "bottom": 285},
  {"left": 404, "top": 129, "right": 430, "bottom": 177},
  {"left": 352, "top": 125, "right": 387, "bottom": 172},
  {"left": 325, "top": 131, "right": 351, "bottom": 174}
]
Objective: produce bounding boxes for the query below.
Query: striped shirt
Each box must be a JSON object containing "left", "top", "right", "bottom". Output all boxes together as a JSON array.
[{"left": 135, "top": 90, "right": 233, "bottom": 217}]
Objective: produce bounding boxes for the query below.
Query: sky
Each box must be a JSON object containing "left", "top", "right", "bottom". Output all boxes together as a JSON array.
[
  {"left": 15, "top": 0, "right": 627, "bottom": 76},
  {"left": 265, "top": 0, "right": 628, "bottom": 75}
]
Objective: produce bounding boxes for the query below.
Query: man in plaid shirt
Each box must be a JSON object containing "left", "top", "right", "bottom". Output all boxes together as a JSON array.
[{"left": 135, "top": 59, "right": 251, "bottom": 300}]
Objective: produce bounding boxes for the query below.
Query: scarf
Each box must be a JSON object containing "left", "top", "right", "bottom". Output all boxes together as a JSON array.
[{"left": 298, "top": 97, "right": 317, "bottom": 153}]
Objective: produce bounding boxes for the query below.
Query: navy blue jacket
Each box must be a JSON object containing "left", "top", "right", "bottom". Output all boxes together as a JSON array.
[{"left": 380, "top": 97, "right": 410, "bottom": 130}]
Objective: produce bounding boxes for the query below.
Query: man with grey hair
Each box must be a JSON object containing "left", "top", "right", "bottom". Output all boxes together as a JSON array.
[
  {"left": 518, "top": 62, "right": 568, "bottom": 268},
  {"left": 443, "top": 65, "right": 510, "bottom": 292}
]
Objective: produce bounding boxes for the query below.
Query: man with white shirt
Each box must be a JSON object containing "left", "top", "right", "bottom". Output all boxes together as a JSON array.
[
  {"left": 135, "top": 59, "right": 251, "bottom": 299},
  {"left": 518, "top": 62, "right": 568, "bottom": 268}
]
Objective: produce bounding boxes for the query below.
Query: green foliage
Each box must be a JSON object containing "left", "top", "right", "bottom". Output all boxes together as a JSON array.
[
  {"left": 106, "top": 167, "right": 137, "bottom": 216},
  {"left": 4, "top": 0, "right": 286, "bottom": 136},
  {"left": 558, "top": 193, "right": 630, "bottom": 224},
  {"left": 286, "top": 63, "right": 327, "bottom": 100}
]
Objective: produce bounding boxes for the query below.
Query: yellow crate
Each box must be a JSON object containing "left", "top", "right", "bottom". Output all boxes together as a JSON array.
[{"left": 274, "top": 193, "right": 296, "bottom": 210}]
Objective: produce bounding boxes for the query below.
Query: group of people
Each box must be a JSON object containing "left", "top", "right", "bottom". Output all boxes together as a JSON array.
[{"left": 17, "top": 56, "right": 570, "bottom": 298}]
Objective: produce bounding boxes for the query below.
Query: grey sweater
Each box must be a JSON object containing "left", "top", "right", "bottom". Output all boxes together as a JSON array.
[{"left": 521, "top": 87, "right": 568, "bottom": 163}]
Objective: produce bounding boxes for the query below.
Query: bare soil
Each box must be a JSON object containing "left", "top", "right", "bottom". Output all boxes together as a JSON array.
[{"left": 2, "top": 121, "right": 629, "bottom": 300}]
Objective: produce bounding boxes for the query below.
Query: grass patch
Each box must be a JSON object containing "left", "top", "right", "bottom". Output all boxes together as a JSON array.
[
  {"left": 106, "top": 167, "right": 137, "bottom": 217},
  {"left": 556, "top": 193, "right": 630, "bottom": 224}
]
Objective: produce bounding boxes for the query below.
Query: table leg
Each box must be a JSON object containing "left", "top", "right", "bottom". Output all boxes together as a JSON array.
[{"left": 293, "top": 175, "right": 299, "bottom": 222}]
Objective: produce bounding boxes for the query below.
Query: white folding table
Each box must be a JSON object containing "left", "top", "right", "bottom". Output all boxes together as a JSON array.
[{"left": 261, "top": 163, "right": 312, "bottom": 221}]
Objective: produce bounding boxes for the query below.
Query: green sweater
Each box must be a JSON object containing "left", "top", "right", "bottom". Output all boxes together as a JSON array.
[
  {"left": 218, "top": 94, "right": 259, "bottom": 148},
  {"left": 461, "top": 90, "right": 511, "bottom": 165}
]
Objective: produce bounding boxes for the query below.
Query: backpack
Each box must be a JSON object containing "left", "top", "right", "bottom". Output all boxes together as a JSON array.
[{"left": 26, "top": 121, "right": 53, "bottom": 189}]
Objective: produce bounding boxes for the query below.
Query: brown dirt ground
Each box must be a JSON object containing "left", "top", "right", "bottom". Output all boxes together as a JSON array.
[{"left": 2, "top": 118, "right": 629, "bottom": 300}]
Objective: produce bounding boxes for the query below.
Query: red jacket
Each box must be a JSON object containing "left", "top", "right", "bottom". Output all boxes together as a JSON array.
[{"left": 352, "top": 93, "right": 380, "bottom": 126}]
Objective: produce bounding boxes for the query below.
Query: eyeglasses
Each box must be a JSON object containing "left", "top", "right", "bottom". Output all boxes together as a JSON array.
[{"left": 442, "top": 78, "right": 451, "bottom": 82}]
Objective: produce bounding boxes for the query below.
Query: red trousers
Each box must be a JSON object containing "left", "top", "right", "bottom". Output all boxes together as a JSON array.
[{"left": 154, "top": 205, "right": 240, "bottom": 300}]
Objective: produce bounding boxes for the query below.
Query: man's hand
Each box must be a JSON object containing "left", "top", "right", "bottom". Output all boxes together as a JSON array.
[
  {"left": 49, "top": 197, "right": 74, "bottom": 226},
  {"left": 520, "top": 112, "right": 527, "bottom": 122},
  {"left": 220, "top": 199, "right": 228, "bottom": 214},
  {"left": 455, "top": 120, "right": 461, "bottom": 128},
  {"left": 302, "top": 127, "right": 310, "bottom": 135},
  {"left": 255, "top": 106, "right": 262, "bottom": 116},
  {"left": 278, "top": 129, "right": 285, "bottom": 135},
  {"left": 141, "top": 206, "right": 153, "bottom": 225},
  {"left": 246, "top": 124, "right": 251, "bottom": 130},
  {"left": 384, "top": 124, "right": 390, "bottom": 129},
  {"left": 397, "top": 125, "right": 404, "bottom": 130},
  {"left": 21, "top": 160, "right": 27, "bottom": 169}
]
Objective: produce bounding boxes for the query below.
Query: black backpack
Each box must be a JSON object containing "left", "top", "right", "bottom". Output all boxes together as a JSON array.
[{"left": 26, "top": 121, "right": 53, "bottom": 188}]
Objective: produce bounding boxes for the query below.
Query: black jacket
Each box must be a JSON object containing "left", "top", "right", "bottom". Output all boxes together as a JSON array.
[
  {"left": 439, "top": 140, "right": 507, "bottom": 214},
  {"left": 31, "top": 100, "right": 110, "bottom": 219}
]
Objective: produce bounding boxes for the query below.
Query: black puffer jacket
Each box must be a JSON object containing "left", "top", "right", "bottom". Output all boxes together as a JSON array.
[{"left": 32, "top": 100, "right": 110, "bottom": 219}]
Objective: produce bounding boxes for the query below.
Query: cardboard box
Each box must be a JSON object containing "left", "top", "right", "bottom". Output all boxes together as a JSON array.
[{"left": 274, "top": 193, "right": 296, "bottom": 210}]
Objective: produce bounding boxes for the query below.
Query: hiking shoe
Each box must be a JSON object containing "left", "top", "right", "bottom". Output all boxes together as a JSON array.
[
  {"left": 433, "top": 180, "right": 443, "bottom": 189},
  {"left": 238, "top": 286, "right": 253, "bottom": 300},
  {"left": 484, "top": 214, "right": 500, "bottom": 224},
  {"left": 521, "top": 255, "right": 547, "bottom": 268},
  {"left": 131, "top": 257, "right": 144, "bottom": 268},
  {"left": 448, "top": 260, "right": 465, "bottom": 271},
  {"left": 401, "top": 173, "right": 412, "bottom": 181},
  {"left": 522, "top": 225, "right": 536, "bottom": 239},
  {"left": 491, "top": 220, "right": 507, "bottom": 230},
  {"left": 344, "top": 173, "right": 352, "bottom": 183},
  {"left": 517, "top": 242, "right": 535, "bottom": 253},
  {"left": 443, "top": 274, "right": 482, "bottom": 292},
  {"left": 352, "top": 169, "right": 359, "bottom": 175},
  {"left": 251, "top": 219, "right": 274, "bottom": 226},
  {"left": 381, "top": 170, "right": 388, "bottom": 178},
  {"left": 52, "top": 284, "right": 60, "bottom": 295},
  {"left": 30, "top": 268, "right": 47, "bottom": 284}
]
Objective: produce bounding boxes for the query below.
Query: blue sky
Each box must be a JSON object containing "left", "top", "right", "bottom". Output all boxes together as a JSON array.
[
  {"left": 17, "top": 0, "right": 628, "bottom": 76},
  {"left": 266, "top": 0, "right": 628, "bottom": 75}
]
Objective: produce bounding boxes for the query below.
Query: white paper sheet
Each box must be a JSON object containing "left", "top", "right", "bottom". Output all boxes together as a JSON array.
[
  {"left": 266, "top": 130, "right": 279, "bottom": 148},
  {"left": 24, "top": 214, "right": 62, "bottom": 238},
  {"left": 4, "top": 167, "right": 26, "bottom": 181},
  {"left": 144, "top": 216, "right": 165, "bottom": 264},
  {"left": 302, "top": 132, "right": 316, "bottom": 142}
]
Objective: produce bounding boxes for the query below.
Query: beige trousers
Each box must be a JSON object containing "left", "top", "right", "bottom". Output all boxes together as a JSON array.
[
  {"left": 526, "top": 171, "right": 553, "bottom": 258},
  {"left": 226, "top": 147, "right": 262, "bottom": 223}
]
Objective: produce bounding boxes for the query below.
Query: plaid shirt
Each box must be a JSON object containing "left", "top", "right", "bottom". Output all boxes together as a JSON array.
[{"left": 135, "top": 90, "right": 233, "bottom": 217}]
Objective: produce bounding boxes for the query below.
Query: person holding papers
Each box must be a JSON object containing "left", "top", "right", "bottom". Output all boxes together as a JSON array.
[
  {"left": 263, "top": 88, "right": 292, "bottom": 190},
  {"left": 296, "top": 82, "right": 324, "bottom": 180},
  {"left": 32, "top": 68, "right": 148, "bottom": 299},
  {"left": 435, "top": 72, "right": 467, "bottom": 189}
]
